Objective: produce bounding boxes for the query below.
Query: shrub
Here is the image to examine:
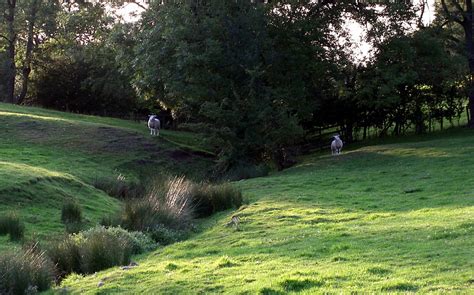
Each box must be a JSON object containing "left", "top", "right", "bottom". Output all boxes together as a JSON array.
[
  {"left": 48, "top": 236, "right": 82, "bottom": 277},
  {"left": 0, "top": 212, "right": 25, "bottom": 241},
  {"left": 64, "top": 222, "right": 83, "bottom": 234},
  {"left": 100, "top": 214, "right": 121, "bottom": 227},
  {"left": 93, "top": 174, "right": 145, "bottom": 199},
  {"left": 79, "top": 229, "right": 132, "bottom": 274},
  {"left": 192, "top": 183, "right": 243, "bottom": 218},
  {"left": 61, "top": 200, "right": 82, "bottom": 224},
  {"left": 48, "top": 226, "right": 156, "bottom": 277},
  {"left": 86, "top": 226, "right": 157, "bottom": 254},
  {"left": 0, "top": 245, "right": 54, "bottom": 294},
  {"left": 148, "top": 224, "right": 186, "bottom": 245}
]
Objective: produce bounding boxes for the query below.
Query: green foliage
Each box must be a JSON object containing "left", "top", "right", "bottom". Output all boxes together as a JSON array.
[
  {"left": 34, "top": 49, "right": 138, "bottom": 115},
  {"left": 356, "top": 27, "right": 466, "bottom": 135},
  {"left": 93, "top": 174, "right": 145, "bottom": 200},
  {"left": 48, "top": 236, "right": 82, "bottom": 277},
  {"left": 100, "top": 214, "right": 121, "bottom": 228},
  {"left": 137, "top": 1, "right": 308, "bottom": 169},
  {"left": 147, "top": 224, "right": 186, "bottom": 246},
  {"left": 192, "top": 183, "right": 243, "bottom": 218},
  {"left": 0, "top": 213, "right": 25, "bottom": 241},
  {"left": 77, "top": 229, "right": 132, "bottom": 274},
  {"left": 48, "top": 226, "right": 150, "bottom": 276},
  {"left": 92, "top": 226, "right": 158, "bottom": 254},
  {"left": 0, "top": 246, "right": 54, "bottom": 295},
  {"left": 61, "top": 199, "right": 82, "bottom": 225}
]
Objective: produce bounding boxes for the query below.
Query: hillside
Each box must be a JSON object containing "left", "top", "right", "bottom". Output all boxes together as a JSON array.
[
  {"left": 0, "top": 103, "right": 213, "bottom": 252},
  {"left": 58, "top": 129, "right": 474, "bottom": 293}
]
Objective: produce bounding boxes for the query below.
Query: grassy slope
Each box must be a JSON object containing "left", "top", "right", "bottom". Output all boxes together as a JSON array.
[
  {"left": 61, "top": 129, "right": 474, "bottom": 294},
  {"left": 0, "top": 103, "right": 212, "bottom": 252}
]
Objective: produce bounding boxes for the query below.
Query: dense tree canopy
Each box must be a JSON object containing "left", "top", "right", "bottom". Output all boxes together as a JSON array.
[{"left": 0, "top": 0, "right": 469, "bottom": 170}]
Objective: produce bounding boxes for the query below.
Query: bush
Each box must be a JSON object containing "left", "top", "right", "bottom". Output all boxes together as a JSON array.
[
  {"left": 0, "top": 212, "right": 25, "bottom": 241},
  {"left": 93, "top": 174, "right": 145, "bottom": 199},
  {"left": 0, "top": 245, "right": 54, "bottom": 294},
  {"left": 64, "top": 222, "right": 83, "bottom": 234},
  {"left": 100, "top": 214, "right": 121, "bottom": 227},
  {"left": 48, "top": 226, "right": 156, "bottom": 277},
  {"left": 61, "top": 200, "right": 82, "bottom": 225},
  {"left": 192, "top": 183, "right": 243, "bottom": 218},
  {"left": 48, "top": 236, "right": 82, "bottom": 277},
  {"left": 85, "top": 226, "right": 157, "bottom": 254},
  {"left": 148, "top": 224, "right": 186, "bottom": 245},
  {"left": 79, "top": 229, "right": 132, "bottom": 274}
]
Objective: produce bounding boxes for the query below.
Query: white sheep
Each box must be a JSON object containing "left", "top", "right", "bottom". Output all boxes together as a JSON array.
[
  {"left": 331, "top": 135, "right": 343, "bottom": 155},
  {"left": 148, "top": 115, "right": 161, "bottom": 136}
]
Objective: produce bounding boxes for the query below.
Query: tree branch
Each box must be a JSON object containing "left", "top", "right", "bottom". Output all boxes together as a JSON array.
[
  {"left": 448, "top": 0, "right": 465, "bottom": 14},
  {"left": 0, "top": 34, "right": 11, "bottom": 42},
  {"left": 417, "top": 0, "right": 427, "bottom": 28},
  {"left": 441, "top": 0, "right": 465, "bottom": 25},
  {"left": 131, "top": 1, "right": 147, "bottom": 10}
]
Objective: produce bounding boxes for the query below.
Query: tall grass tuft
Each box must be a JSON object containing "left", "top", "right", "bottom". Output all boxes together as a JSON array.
[
  {"left": 122, "top": 176, "right": 194, "bottom": 232},
  {"left": 0, "top": 212, "right": 25, "bottom": 241},
  {"left": 93, "top": 174, "right": 145, "bottom": 199},
  {"left": 79, "top": 229, "right": 132, "bottom": 274},
  {"left": 120, "top": 176, "right": 242, "bottom": 231},
  {"left": 0, "top": 244, "right": 54, "bottom": 294},
  {"left": 61, "top": 199, "right": 82, "bottom": 224},
  {"left": 48, "top": 236, "right": 81, "bottom": 278},
  {"left": 192, "top": 183, "right": 243, "bottom": 218}
]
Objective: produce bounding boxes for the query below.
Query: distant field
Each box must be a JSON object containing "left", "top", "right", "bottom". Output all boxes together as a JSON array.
[
  {"left": 59, "top": 127, "right": 474, "bottom": 293},
  {"left": 0, "top": 103, "right": 213, "bottom": 252}
]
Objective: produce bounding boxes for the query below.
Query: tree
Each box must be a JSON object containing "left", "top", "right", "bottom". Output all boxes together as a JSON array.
[
  {"left": 0, "top": 0, "right": 60, "bottom": 104},
  {"left": 439, "top": 0, "right": 474, "bottom": 126},
  {"left": 356, "top": 27, "right": 465, "bottom": 135},
  {"left": 0, "top": 0, "right": 17, "bottom": 103},
  {"left": 33, "top": 1, "right": 139, "bottom": 115}
]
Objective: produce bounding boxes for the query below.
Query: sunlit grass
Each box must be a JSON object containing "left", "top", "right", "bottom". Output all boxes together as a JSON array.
[
  {"left": 0, "top": 103, "right": 212, "bottom": 253},
  {"left": 58, "top": 128, "right": 474, "bottom": 293}
]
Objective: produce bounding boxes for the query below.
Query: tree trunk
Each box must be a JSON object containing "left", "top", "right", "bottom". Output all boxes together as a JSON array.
[
  {"left": 5, "top": 0, "right": 17, "bottom": 103},
  {"left": 17, "top": 0, "right": 39, "bottom": 104}
]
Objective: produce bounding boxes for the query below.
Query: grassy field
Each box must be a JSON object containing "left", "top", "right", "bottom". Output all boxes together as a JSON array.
[
  {"left": 58, "top": 129, "right": 474, "bottom": 293},
  {"left": 0, "top": 103, "right": 212, "bottom": 252},
  {"left": 1, "top": 103, "right": 473, "bottom": 293}
]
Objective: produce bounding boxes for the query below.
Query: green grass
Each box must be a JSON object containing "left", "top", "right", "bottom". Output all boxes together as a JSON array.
[
  {"left": 0, "top": 103, "right": 213, "bottom": 252},
  {"left": 58, "top": 127, "right": 474, "bottom": 293}
]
